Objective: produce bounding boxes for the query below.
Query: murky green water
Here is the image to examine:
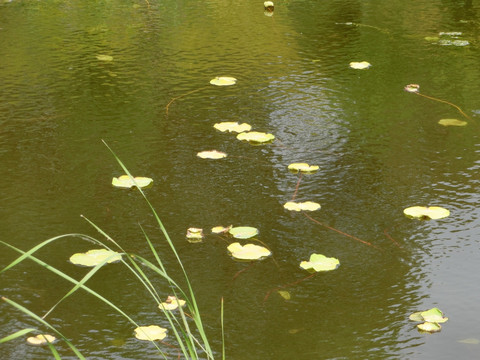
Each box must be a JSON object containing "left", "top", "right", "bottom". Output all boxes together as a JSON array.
[{"left": 1, "top": 0, "right": 480, "bottom": 359}]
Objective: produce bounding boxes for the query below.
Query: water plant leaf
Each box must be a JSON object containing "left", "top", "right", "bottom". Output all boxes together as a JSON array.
[
  {"left": 214, "top": 122, "right": 252, "bottom": 133},
  {"left": 417, "top": 322, "right": 442, "bottom": 333},
  {"left": 211, "top": 225, "right": 232, "bottom": 234},
  {"left": 288, "top": 163, "right": 319, "bottom": 174},
  {"left": 236, "top": 131, "right": 275, "bottom": 144},
  {"left": 96, "top": 54, "right": 113, "bottom": 61},
  {"left": 409, "top": 307, "right": 448, "bottom": 323},
  {"left": 26, "top": 334, "right": 56, "bottom": 346},
  {"left": 158, "top": 296, "right": 186, "bottom": 311},
  {"left": 284, "top": 201, "right": 321, "bottom": 212},
  {"left": 278, "top": 290, "right": 291, "bottom": 300},
  {"left": 228, "top": 226, "right": 259, "bottom": 239},
  {"left": 112, "top": 175, "right": 153, "bottom": 189},
  {"left": 186, "top": 228, "right": 204, "bottom": 242},
  {"left": 403, "top": 206, "right": 450, "bottom": 220},
  {"left": 458, "top": 338, "right": 480, "bottom": 344},
  {"left": 196, "top": 150, "right": 227, "bottom": 159},
  {"left": 408, "top": 311, "right": 425, "bottom": 322},
  {"left": 264, "top": 1, "right": 274, "bottom": 11},
  {"left": 300, "top": 253, "right": 340, "bottom": 272},
  {"left": 227, "top": 242, "right": 271, "bottom": 260},
  {"left": 134, "top": 325, "right": 167, "bottom": 341},
  {"left": 438, "top": 118, "right": 467, "bottom": 127},
  {"left": 69, "top": 249, "right": 122, "bottom": 267},
  {"left": 349, "top": 61, "right": 371, "bottom": 69},
  {"left": 210, "top": 77, "right": 237, "bottom": 86},
  {"left": 404, "top": 84, "right": 420, "bottom": 93}
]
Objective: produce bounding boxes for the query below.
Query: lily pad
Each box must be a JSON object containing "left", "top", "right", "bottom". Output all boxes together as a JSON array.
[
  {"left": 409, "top": 307, "right": 448, "bottom": 323},
  {"left": 439, "top": 39, "right": 469, "bottom": 46},
  {"left": 229, "top": 226, "right": 259, "bottom": 239},
  {"left": 196, "top": 150, "right": 227, "bottom": 159},
  {"left": 438, "top": 118, "right": 467, "bottom": 127},
  {"left": 404, "top": 84, "right": 420, "bottom": 93},
  {"left": 158, "top": 296, "right": 186, "bottom": 311},
  {"left": 284, "top": 201, "right": 321, "bottom": 212},
  {"left": 69, "top": 249, "right": 122, "bottom": 267},
  {"left": 300, "top": 253, "right": 340, "bottom": 272},
  {"left": 186, "top": 228, "right": 204, "bottom": 242},
  {"left": 236, "top": 131, "right": 275, "bottom": 144},
  {"left": 211, "top": 225, "right": 232, "bottom": 234},
  {"left": 26, "top": 334, "right": 56, "bottom": 346},
  {"left": 403, "top": 206, "right": 450, "bottom": 220},
  {"left": 214, "top": 122, "right": 252, "bottom": 133},
  {"left": 112, "top": 175, "right": 153, "bottom": 189},
  {"left": 278, "top": 290, "right": 291, "bottom": 300},
  {"left": 210, "top": 76, "right": 237, "bottom": 86},
  {"left": 227, "top": 242, "right": 271, "bottom": 260},
  {"left": 264, "top": 1, "right": 274, "bottom": 11},
  {"left": 349, "top": 61, "right": 371, "bottom": 69},
  {"left": 288, "top": 163, "right": 319, "bottom": 174},
  {"left": 96, "top": 54, "right": 113, "bottom": 61},
  {"left": 417, "top": 322, "right": 442, "bottom": 333},
  {"left": 134, "top": 325, "right": 167, "bottom": 341}
]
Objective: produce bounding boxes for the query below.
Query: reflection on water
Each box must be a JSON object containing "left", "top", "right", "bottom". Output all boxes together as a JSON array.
[{"left": 1, "top": 0, "right": 480, "bottom": 359}]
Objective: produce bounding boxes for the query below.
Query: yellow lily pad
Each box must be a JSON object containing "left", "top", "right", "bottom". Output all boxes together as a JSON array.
[
  {"left": 197, "top": 150, "right": 227, "bottom": 159},
  {"left": 210, "top": 76, "right": 237, "bottom": 86},
  {"left": 112, "top": 175, "right": 153, "bottom": 189},
  {"left": 227, "top": 242, "right": 272, "bottom": 260},
  {"left": 186, "top": 227, "right": 204, "bottom": 242},
  {"left": 404, "top": 84, "right": 420, "bottom": 93},
  {"left": 300, "top": 253, "right": 340, "bottom": 272},
  {"left": 158, "top": 296, "right": 186, "bottom": 311},
  {"left": 236, "top": 131, "right": 275, "bottom": 144},
  {"left": 284, "top": 201, "right": 321, "bottom": 212},
  {"left": 349, "top": 61, "right": 371, "bottom": 69},
  {"left": 69, "top": 249, "right": 122, "bottom": 267},
  {"left": 26, "top": 334, "right": 56, "bottom": 346},
  {"left": 96, "top": 54, "right": 113, "bottom": 61},
  {"left": 403, "top": 206, "right": 450, "bottom": 220},
  {"left": 134, "top": 325, "right": 167, "bottom": 341},
  {"left": 278, "top": 290, "right": 291, "bottom": 300},
  {"left": 287, "top": 163, "right": 319, "bottom": 173},
  {"left": 438, "top": 118, "right": 467, "bottom": 127},
  {"left": 229, "top": 226, "right": 259, "bottom": 239},
  {"left": 211, "top": 225, "right": 232, "bottom": 234},
  {"left": 417, "top": 322, "right": 442, "bottom": 333},
  {"left": 214, "top": 122, "right": 252, "bottom": 133}
]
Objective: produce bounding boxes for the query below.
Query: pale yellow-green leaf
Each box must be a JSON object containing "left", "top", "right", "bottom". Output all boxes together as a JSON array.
[
  {"left": 134, "top": 325, "right": 167, "bottom": 341},
  {"left": 278, "top": 290, "right": 291, "bottom": 300},
  {"left": 409, "top": 311, "right": 425, "bottom": 322},
  {"left": 438, "top": 118, "right": 467, "bottom": 127},
  {"left": 158, "top": 296, "right": 186, "bottom": 311},
  {"left": 227, "top": 242, "right": 271, "bottom": 260},
  {"left": 404, "top": 84, "right": 420, "bottom": 93},
  {"left": 420, "top": 308, "right": 448, "bottom": 323},
  {"left": 287, "top": 163, "right": 319, "bottom": 173},
  {"left": 96, "top": 54, "right": 113, "bottom": 61},
  {"left": 236, "top": 131, "right": 275, "bottom": 144},
  {"left": 403, "top": 206, "right": 450, "bottom": 220},
  {"left": 458, "top": 338, "right": 480, "bottom": 344},
  {"left": 283, "top": 201, "right": 321, "bottom": 212},
  {"left": 26, "top": 334, "right": 56, "bottom": 346},
  {"left": 214, "top": 122, "right": 252, "bottom": 133},
  {"left": 69, "top": 249, "right": 122, "bottom": 267},
  {"left": 196, "top": 150, "right": 227, "bottom": 159},
  {"left": 211, "top": 225, "right": 232, "bottom": 234},
  {"left": 349, "top": 61, "right": 371, "bottom": 69},
  {"left": 210, "top": 76, "right": 237, "bottom": 86},
  {"left": 300, "top": 253, "right": 340, "bottom": 272},
  {"left": 112, "top": 175, "right": 153, "bottom": 189},
  {"left": 229, "top": 226, "right": 259, "bottom": 239},
  {"left": 417, "top": 322, "right": 442, "bottom": 333},
  {"left": 186, "top": 227, "right": 204, "bottom": 241}
]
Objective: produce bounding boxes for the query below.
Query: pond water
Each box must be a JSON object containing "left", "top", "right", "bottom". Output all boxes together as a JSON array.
[{"left": 1, "top": 0, "right": 480, "bottom": 359}]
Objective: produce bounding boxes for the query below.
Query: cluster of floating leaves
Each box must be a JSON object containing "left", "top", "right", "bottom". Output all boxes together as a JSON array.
[
  {"left": 409, "top": 307, "right": 448, "bottom": 333},
  {"left": 425, "top": 32, "right": 470, "bottom": 47}
]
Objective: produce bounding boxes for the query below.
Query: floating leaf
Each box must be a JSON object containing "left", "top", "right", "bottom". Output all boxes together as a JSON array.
[
  {"left": 196, "top": 150, "right": 227, "bottom": 159},
  {"left": 96, "top": 54, "right": 113, "bottom": 61},
  {"left": 26, "top": 334, "right": 56, "bottom": 346},
  {"left": 278, "top": 290, "right": 291, "bottom": 300},
  {"left": 210, "top": 76, "right": 237, "bottom": 86},
  {"left": 300, "top": 253, "right": 340, "bottom": 272},
  {"left": 159, "top": 296, "right": 186, "bottom": 311},
  {"left": 417, "top": 322, "right": 442, "bottom": 333},
  {"left": 264, "top": 1, "right": 274, "bottom": 11},
  {"left": 229, "top": 226, "right": 259, "bottom": 239},
  {"left": 227, "top": 242, "right": 271, "bottom": 260},
  {"left": 458, "top": 338, "right": 480, "bottom": 344},
  {"left": 438, "top": 118, "right": 467, "bottom": 126},
  {"left": 69, "top": 249, "right": 122, "bottom": 267},
  {"left": 408, "top": 311, "right": 425, "bottom": 322},
  {"left": 112, "top": 175, "right": 153, "bottom": 189},
  {"left": 214, "top": 122, "right": 252, "bottom": 133},
  {"left": 186, "top": 228, "right": 204, "bottom": 242},
  {"left": 403, "top": 206, "right": 450, "bottom": 220},
  {"left": 134, "top": 325, "right": 167, "bottom": 341},
  {"left": 424, "top": 36, "right": 440, "bottom": 42},
  {"left": 236, "top": 131, "right": 275, "bottom": 144},
  {"left": 409, "top": 307, "right": 448, "bottom": 323},
  {"left": 211, "top": 225, "right": 232, "bottom": 234},
  {"left": 287, "top": 163, "right": 319, "bottom": 174},
  {"left": 284, "top": 201, "right": 321, "bottom": 212},
  {"left": 349, "top": 61, "right": 371, "bottom": 69},
  {"left": 404, "top": 84, "right": 420, "bottom": 93}
]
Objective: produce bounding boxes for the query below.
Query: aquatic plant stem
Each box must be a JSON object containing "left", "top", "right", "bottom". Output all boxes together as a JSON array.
[
  {"left": 291, "top": 173, "right": 303, "bottom": 201},
  {"left": 263, "top": 273, "right": 316, "bottom": 302},
  {"left": 302, "top": 213, "right": 380, "bottom": 250},
  {"left": 384, "top": 228, "right": 402, "bottom": 248},
  {"left": 165, "top": 86, "right": 208, "bottom": 115},
  {"left": 414, "top": 92, "right": 472, "bottom": 121}
]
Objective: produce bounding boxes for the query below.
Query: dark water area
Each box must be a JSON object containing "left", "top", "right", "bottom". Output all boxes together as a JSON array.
[{"left": 1, "top": 0, "right": 479, "bottom": 359}]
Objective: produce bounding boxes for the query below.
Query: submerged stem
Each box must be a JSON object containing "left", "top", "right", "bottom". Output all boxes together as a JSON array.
[
  {"left": 166, "top": 86, "right": 208, "bottom": 115},
  {"left": 415, "top": 92, "right": 472, "bottom": 121}
]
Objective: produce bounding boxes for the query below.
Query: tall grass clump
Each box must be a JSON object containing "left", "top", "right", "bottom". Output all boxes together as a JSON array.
[{"left": 0, "top": 141, "right": 222, "bottom": 359}]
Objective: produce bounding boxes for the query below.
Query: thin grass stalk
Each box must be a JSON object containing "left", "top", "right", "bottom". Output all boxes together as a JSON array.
[{"left": 221, "top": 297, "right": 225, "bottom": 360}]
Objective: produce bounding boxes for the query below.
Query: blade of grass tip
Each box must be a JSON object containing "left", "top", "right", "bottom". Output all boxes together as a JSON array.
[
  {"left": 1, "top": 297, "right": 86, "bottom": 360},
  {"left": 0, "top": 328, "right": 37, "bottom": 344},
  {"left": 221, "top": 297, "right": 225, "bottom": 360}
]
